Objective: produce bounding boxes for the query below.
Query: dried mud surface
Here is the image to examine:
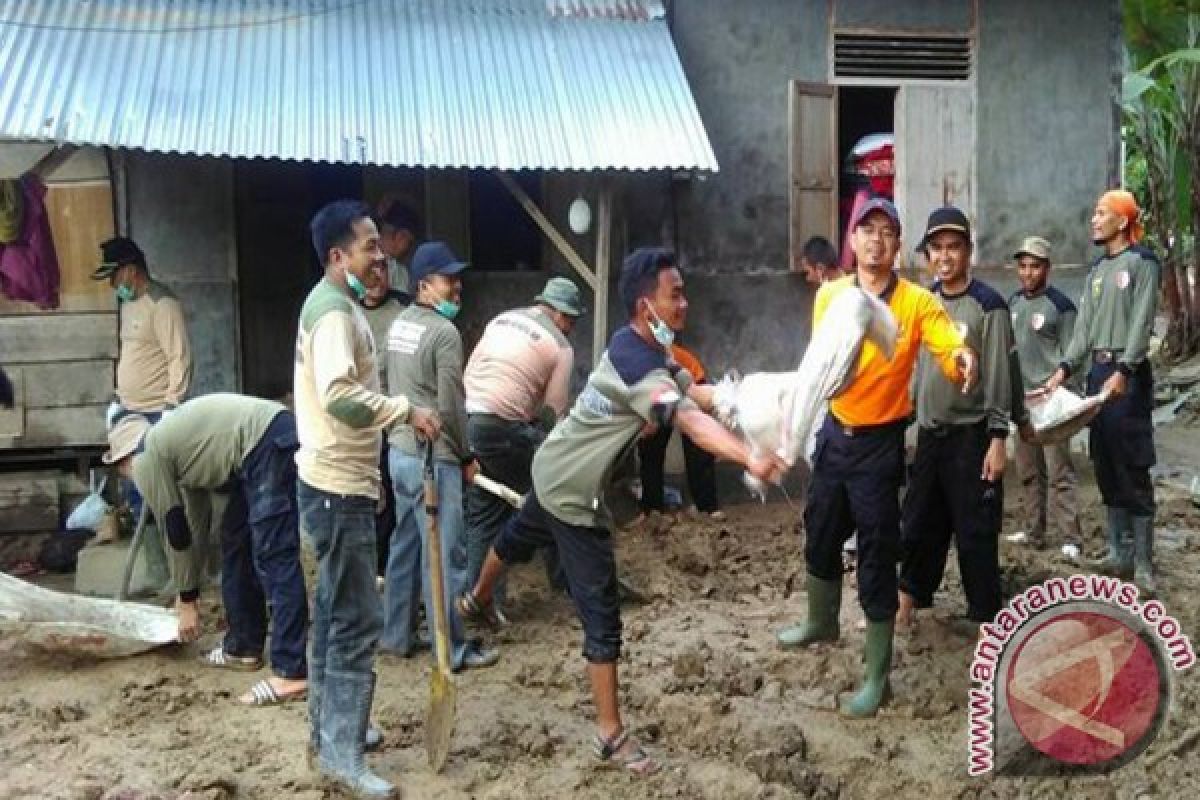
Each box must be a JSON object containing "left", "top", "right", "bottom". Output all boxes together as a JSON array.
[{"left": 2, "top": 424, "right": 1199, "bottom": 800}]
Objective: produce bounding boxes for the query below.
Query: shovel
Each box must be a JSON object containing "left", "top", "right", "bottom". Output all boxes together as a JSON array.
[{"left": 423, "top": 441, "right": 456, "bottom": 773}]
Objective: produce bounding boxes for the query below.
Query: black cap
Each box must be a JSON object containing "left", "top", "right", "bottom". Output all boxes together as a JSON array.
[
  {"left": 91, "top": 237, "right": 145, "bottom": 281},
  {"left": 919, "top": 207, "right": 971, "bottom": 251},
  {"left": 408, "top": 241, "right": 468, "bottom": 293}
]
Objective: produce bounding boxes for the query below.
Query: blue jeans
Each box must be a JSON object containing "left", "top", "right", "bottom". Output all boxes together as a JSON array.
[
  {"left": 220, "top": 412, "right": 308, "bottom": 678},
  {"left": 298, "top": 480, "right": 382, "bottom": 679},
  {"left": 383, "top": 448, "right": 470, "bottom": 668}
]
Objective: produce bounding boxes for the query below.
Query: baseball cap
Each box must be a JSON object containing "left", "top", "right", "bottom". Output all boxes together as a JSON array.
[
  {"left": 919, "top": 206, "right": 972, "bottom": 251},
  {"left": 851, "top": 197, "right": 901, "bottom": 232},
  {"left": 91, "top": 237, "right": 146, "bottom": 281},
  {"left": 535, "top": 277, "right": 585, "bottom": 317},
  {"left": 102, "top": 414, "right": 151, "bottom": 465},
  {"left": 408, "top": 241, "right": 468, "bottom": 292},
  {"left": 1014, "top": 236, "right": 1052, "bottom": 262}
]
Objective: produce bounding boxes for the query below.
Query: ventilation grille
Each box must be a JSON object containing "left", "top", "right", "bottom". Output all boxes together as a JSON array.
[{"left": 834, "top": 33, "right": 971, "bottom": 80}]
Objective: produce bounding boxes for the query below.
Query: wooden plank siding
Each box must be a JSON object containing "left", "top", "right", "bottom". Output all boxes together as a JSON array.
[{"left": 0, "top": 156, "right": 117, "bottom": 451}]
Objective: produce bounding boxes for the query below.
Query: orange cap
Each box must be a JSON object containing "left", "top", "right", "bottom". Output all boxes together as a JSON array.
[{"left": 1098, "top": 190, "right": 1143, "bottom": 244}]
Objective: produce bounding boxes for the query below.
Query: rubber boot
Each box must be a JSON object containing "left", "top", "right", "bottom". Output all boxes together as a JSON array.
[
  {"left": 777, "top": 575, "right": 841, "bottom": 648},
  {"left": 318, "top": 671, "right": 398, "bottom": 799},
  {"left": 840, "top": 618, "right": 894, "bottom": 719},
  {"left": 1090, "top": 507, "right": 1133, "bottom": 579},
  {"left": 1132, "top": 515, "right": 1157, "bottom": 597}
]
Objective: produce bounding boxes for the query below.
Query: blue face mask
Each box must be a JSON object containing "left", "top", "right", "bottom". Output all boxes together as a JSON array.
[
  {"left": 345, "top": 271, "right": 368, "bottom": 301},
  {"left": 433, "top": 299, "right": 461, "bottom": 320},
  {"left": 644, "top": 302, "right": 675, "bottom": 349},
  {"left": 115, "top": 284, "right": 136, "bottom": 303}
]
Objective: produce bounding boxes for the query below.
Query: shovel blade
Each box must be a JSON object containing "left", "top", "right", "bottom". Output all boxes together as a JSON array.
[{"left": 426, "top": 665, "right": 457, "bottom": 772}]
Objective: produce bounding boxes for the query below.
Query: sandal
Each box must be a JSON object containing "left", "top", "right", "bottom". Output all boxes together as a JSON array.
[
  {"left": 455, "top": 591, "right": 504, "bottom": 630},
  {"left": 200, "top": 646, "right": 263, "bottom": 672},
  {"left": 593, "top": 729, "right": 660, "bottom": 776},
  {"left": 239, "top": 679, "right": 306, "bottom": 707}
]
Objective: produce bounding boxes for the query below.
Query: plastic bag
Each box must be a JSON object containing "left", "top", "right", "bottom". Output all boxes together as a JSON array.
[
  {"left": 65, "top": 471, "right": 110, "bottom": 532},
  {"left": 1025, "top": 388, "right": 1108, "bottom": 444}
]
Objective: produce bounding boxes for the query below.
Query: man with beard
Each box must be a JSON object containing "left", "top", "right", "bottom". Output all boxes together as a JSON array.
[{"left": 1046, "top": 190, "right": 1161, "bottom": 594}]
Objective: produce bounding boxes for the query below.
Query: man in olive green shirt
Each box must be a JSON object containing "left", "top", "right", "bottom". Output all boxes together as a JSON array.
[
  {"left": 899, "top": 207, "right": 1014, "bottom": 631},
  {"left": 1047, "top": 190, "right": 1161, "bottom": 594},
  {"left": 1008, "top": 236, "right": 1083, "bottom": 549},
  {"left": 104, "top": 393, "right": 307, "bottom": 707}
]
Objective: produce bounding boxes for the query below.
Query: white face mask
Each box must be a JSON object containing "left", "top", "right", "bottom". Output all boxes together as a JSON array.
[{"left": 643, "top": 300, "right": 675, "bottom": 349}]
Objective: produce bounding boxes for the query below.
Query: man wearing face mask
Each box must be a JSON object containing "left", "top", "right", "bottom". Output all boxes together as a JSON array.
[
  {"left": 295, "top": 201, "right": 441, "bottom": 799},
  {"left": 1046, "top": 190, "right": 1161, "bottom": 595},
  {"left": 91, "top": 237, "right": 192, "bottom": 429},
  {"left": 456, "top": 248, "right": 788, "bottom": 775},
  {"left": 381, "top": 242, "right": 498, "bottom": 671},
  {"left": 895, "top": 207, "right": 1015, "bottom": 635}
]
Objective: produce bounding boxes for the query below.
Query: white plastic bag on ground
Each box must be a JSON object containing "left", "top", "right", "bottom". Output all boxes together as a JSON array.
[
  {"left": 714, "top": 287, "right": 898, "bottom": 496},
  {"left": 65, "top": 471, "right": 110, "bottom": 532}
]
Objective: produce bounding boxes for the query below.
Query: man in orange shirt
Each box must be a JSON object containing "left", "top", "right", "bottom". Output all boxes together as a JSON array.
[{"left": 776, "top": 197, "right": 976, "bottom": 718}]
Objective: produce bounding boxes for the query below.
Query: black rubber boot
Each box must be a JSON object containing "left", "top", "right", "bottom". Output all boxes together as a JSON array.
[
  {"left": 1090, "top": 507, "right": 1133, "bottom": 579},
  {"left": 776, "top": 575, "right": 841, "bottom": 648}
]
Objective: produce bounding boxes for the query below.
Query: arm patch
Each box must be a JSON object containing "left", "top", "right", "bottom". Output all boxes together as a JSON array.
[{"left": 164, "top": 506, "right": 192, "bottom": 551}]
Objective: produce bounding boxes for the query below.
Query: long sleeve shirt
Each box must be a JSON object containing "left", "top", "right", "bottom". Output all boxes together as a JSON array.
[
  {"left": 132, "top": 394, "right": 284, "bottom": 596},
  {"left": 1010, "top": 285, "right": 1077, "bottom": 390},
  {"left": 116, "top": 279, "right": 192, "bottom": 411},
  {"left": 818, "top": 274, "right": 964, "bottom": 427},
  {"left": 1060, "top": 246, "right": 1162, "bottom": 377},
  {"left": 386, "top": 303, "right": 470, "bottom": 463},
  {"left": 464, "top": 307, "right": 574, "bottom": 422},
  {"left": 915, "top": 279, "right": 1013, "bottom": 437},
  {"left": 294, "top": 278, "right": 410, "bottom": 500}
]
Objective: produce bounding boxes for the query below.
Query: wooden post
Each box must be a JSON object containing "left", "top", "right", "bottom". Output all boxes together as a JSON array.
[{"left": 593, "top": 184, "right": 613, "bottom": 366}]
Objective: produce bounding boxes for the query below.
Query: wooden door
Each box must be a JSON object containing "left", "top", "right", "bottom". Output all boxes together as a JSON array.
[
  {"left": 894, "top": 84, "right": 976, "bottom": 266},
  {"left": 788, "top": 81, "right": 838, "bottom": 271}
]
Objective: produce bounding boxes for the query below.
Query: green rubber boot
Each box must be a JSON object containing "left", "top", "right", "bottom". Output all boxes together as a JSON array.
[
  {"left": 840, "top": 618, "right": 894, "bottom": 719},
  {"left": 1132, "top": 514, "right": 1157, "bottom": 597},
  {"left": 1090, "top": 507, "right": 1133, "bottom": 579},
  {"left": 776, "top": 575, "right": 841, "bottom": 649}
]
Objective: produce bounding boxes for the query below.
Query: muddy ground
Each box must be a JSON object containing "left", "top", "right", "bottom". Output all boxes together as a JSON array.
[{"left": 2, "top": 422, "right": 1199, "bottom": 800}]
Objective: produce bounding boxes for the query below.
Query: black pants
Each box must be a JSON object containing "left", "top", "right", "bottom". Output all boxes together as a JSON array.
[
  {"left": 637, "top": 424, "right": 718, "bottom": 512},
  {"left": 493, "top": 491, "right": 620, "bottom": 663},
  {"left": 899, "top": 421, "right": 1003, "bottom": 622},
  {"left": 375, "top": 440, "right": 395, "bottom": 576},
  {"left": 1088, "top": 359, "right": 1156, "bottom": 517},
  {"left": 804, "top": 414, "right": 906, "bottom": 621},
  {"left": 466, "top": 413, "right": 564, "bottom": 592}
]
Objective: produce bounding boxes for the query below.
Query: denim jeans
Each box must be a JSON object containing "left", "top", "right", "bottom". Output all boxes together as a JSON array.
[
  {"left": 383, "top": 448, "right": 470, "bottom": 668},
  {"left": 219, "top": 412, "right": 308, "bottom": 679},
  {"left": 298, "top": 479, "right": 382, "bottom": 679}
]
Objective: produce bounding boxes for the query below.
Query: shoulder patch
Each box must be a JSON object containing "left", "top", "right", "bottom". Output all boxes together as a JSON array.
[
  {"left": 607, "top": 326, "right": 667, "bottom": 386},
  {"left": 1044, "top": 286, "right": 1076, "bottom": 314},
  {"left": 300, "top": 281, "right": 355, "bottom": 332},
  {"left": 967, "top": 279, "right": 1008, "bottom": 313},
  {"left": 1129, "top": 244, "right": 1161, "bottom": 265}
]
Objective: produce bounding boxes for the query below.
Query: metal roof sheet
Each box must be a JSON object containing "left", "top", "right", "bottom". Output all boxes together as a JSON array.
[{"left": 0, "top": 0, "right": 716, "bottom": 171}]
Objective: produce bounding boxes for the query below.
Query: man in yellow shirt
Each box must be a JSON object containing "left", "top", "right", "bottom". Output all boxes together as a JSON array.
[{"left": 776, "top": 198, "right": 976, "bottom": 718}]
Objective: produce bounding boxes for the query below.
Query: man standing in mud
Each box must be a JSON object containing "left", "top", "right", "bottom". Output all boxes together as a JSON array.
[
  {"left": 457, "top": 248, "right": 786, "bottom": 775},
  {"left": 895, "top": 207, "right": 1015, "bottom": 633},
  {"left": 775, "top": 198, "right": 976, "bottom": 718},
  {"left": 1046, "top": 190, "right": 1161, "bottom": 595},
  {"left": 294, "top": 200, "right": 439, "bottom": 799}
]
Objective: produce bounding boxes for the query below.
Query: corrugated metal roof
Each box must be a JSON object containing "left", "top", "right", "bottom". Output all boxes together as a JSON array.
[{"left": 0, "top": 0, "right": 716, "bottom": 172}]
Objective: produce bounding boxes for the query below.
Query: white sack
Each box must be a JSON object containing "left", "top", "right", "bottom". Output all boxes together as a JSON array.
[
  {"left": 714, "top": 287, "right": 898, "bottom": 496},
  {"left": 1025, "top": 387, "right": 1108, "bottom": 445}
]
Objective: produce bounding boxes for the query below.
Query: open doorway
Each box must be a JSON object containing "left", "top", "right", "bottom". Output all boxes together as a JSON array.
[{"left": 836, "top": 86, "right": 896, "bottom": 267}]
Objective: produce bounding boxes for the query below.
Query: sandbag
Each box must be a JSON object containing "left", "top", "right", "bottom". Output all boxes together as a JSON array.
[
  {"left": 715, "top": 287, "right": 898, "bottom": 495},
  {"left": 1025, "top": 387, "right": 1108, "bottom": 444}
]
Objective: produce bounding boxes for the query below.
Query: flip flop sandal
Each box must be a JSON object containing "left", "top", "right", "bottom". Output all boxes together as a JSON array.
[
  {"left": 239, "top": 679, "right": 306, "bottom": 707},
  {"left": 593, "top": 729, "right": 660, "bottom": 776},
  {"left": 201, "top": 646, "right": 263, "bottom": 672}
]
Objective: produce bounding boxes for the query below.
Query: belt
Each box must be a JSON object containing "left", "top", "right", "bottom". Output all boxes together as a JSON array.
[
  {"left": 1093, "top": 349, "right": 1122, "bottom": 364},
  {"left": 920, "top": 420, "right": 986, "bottom": 438},
  {"left": 828, "top": 415, "right": 907, "bottom": 438}
]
